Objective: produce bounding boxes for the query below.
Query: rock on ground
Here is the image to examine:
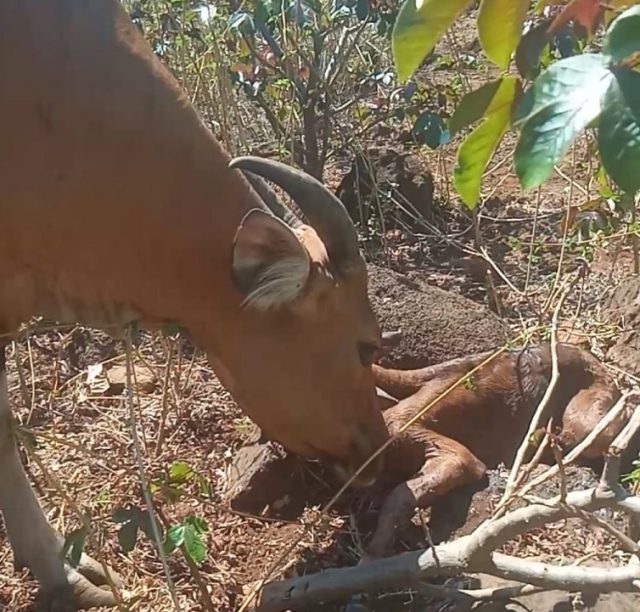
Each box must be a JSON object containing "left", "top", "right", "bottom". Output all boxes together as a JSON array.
[
  {"left": 225, "top": 439, "right": 297, "bottom": 513},
  {"left": 367, "top": 263, "right": 510, "bottom": 369},
  {"left": 336, "top": 146, "right": 436, "bottom": 231},
  {"left": 602, "top": 276, "right": 640, "bottom": 378}
]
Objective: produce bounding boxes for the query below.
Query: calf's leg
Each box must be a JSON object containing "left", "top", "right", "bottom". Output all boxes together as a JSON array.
[
  {"left": 557, "top": 384, "right": 626, "bottom": 459},
  {"left": 364, "top": 432, "right": 486, "bottom": 559},
  {"left": 0, "top": 347, "right": 122, "bottom": 610}
]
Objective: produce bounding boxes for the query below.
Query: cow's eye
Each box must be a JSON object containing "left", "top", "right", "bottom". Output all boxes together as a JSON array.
[{"left": 358, "top": 342, "right": 380, "bottom": 367}]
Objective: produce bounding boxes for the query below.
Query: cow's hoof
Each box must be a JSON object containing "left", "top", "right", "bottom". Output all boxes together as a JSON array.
[{"left": 36, "top": 557, "right": 124, "bottom": 611}]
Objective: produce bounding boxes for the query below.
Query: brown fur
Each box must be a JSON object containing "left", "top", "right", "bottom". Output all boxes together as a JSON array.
[
  {"left": 0, "top": 0, "right": 388, "bottom": 473},
  {"left": 365, "top": 343, "right": 628, "bottom": 558},
  {"left": 0, "top": 4, "right": 390, "bottom": 605}
]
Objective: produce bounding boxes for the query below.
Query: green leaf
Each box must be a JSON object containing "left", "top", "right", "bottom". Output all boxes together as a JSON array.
[
  {"left": 392, "top": 0, "right": 473, "bottom": 82},
  {"left": 168, "top": 461, "right": 193, "bottom": 484},
  {"left": 254, "top": 0, "right": 271, "bottom": 25},
  {"left": 598, "top": 69, "right": 640, "bottom": 193},
  {"left": 113, "top": 506, "right": 159, "bottom": 553},
  {"left": 413, "top": 111, "right": 450, "bottom": 148},
  {"left": 164, "top": 516, "right": 208, "bottom": 565},
  {"left": 164, "top": 524, "right": 185, "bottom": 554},
  {"left": 515, "top": 19, "right": 552, "bottom": 79},
  {"left": 603, "top": 5, "right": 640, "bottom": 65},
  {"left": 183, "top": 528, "right": 206, "bottom": 565},
  {"left": 356, "top": 0, "right": 369, "bottom": 21},
  {"left": 117, "top": 521, "right": 140, "bottom": 554},
  {"left": 515, "top": 54, "right": 613, "bottom": 190},
  {"left": 478, "top": 0, "right": 529, "bottom": 69},
  {"left": 449, "top": 79, "right": 502, "bottom": 135},
  {"left": 185, "top": 515, "right": 208, "bottom": 534},
  {"left": 61, "top": 526, "right": 88, "bottom": 568},
  {"left": 454, "top": 76, "right": 519, "bottom": 208}
]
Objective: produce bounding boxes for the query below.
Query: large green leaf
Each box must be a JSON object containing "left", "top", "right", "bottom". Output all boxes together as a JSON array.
[
  {"left": 182, "top": 518, "right": 207, "bottom": 565},
  {"left": 449, "top": 79, "right": 503, "bottom": 135},
  {"left": 478, "top": 0, "right": 529, "bottom": 69},
  {"left": 603, "top": 5, "right": 640, "bottom": 65},
  {"left": 514, "top": 54, "right": 613, "bottom": 190},
  {"left": 454, "top": 76, "right": 519, "bottom": 208},
  {"left": 598, "top": 69, "right": 640, "bottom": 193},
  {"left": 392, "top": 0, "right": 473, "bottom": 82}
]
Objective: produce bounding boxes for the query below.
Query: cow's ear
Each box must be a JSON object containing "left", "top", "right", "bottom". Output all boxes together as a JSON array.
[{"left": 232, "top": 209, "right": 311, "bottom": 310}]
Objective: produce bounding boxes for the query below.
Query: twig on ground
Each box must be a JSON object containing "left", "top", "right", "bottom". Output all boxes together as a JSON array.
[
  {"left": 124, "top": 327, "right": 182, "bottom": 612},
  {"left": 500, "top": 288, "right": 568, "bottom": 507},
  {"left": 515, "top": 392, "right": 639, "bottom": 501},
  {"left": 417, "top": 580, "right": 543, "bottom": 603},
  {"left": 253, "top": 404, "right": 640, "bottom": 611}
]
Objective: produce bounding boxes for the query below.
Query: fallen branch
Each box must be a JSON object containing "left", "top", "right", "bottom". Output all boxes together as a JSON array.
[
  {"left": 519, "top": 391, "right": 640, "bottom": 499},
  {"left": 501, "top": 290, "right": 565, "bottom": 504},
  {"left": 253, "top": 404, "right": 640, "bottom": 611}
]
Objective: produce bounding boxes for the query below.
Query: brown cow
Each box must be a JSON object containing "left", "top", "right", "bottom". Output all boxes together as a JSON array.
[{"left": 0, "top": 1, "right": 388, "bottom": 608}]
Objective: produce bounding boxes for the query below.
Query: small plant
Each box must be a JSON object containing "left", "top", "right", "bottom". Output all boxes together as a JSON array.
[
  {"left": 164, "top": 515, "right": 209, "bottom": 565},
  {"left": 150, "top": 460, "right": 212, "bottom": 502},
  {"left": 112, "top": 460, "right": 211, "bottom": 566},
  {"left": 621, "top": 458, "right": 640, "bottom": 485},
  {"left": 113, "top": 505, "right": 157, "bottom": 554}
]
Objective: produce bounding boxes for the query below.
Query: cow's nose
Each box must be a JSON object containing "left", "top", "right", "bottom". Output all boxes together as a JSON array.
[{"left": 346, "top": 427, "right": 387, "bottom": 487}]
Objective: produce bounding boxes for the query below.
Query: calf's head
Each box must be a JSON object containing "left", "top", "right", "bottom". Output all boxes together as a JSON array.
[{"left": 217, "top": 157, "right": 388, "bottom": 486}]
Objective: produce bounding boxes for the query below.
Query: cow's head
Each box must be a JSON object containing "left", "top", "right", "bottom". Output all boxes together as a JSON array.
[{"left": 218, "top": 157, "right": 389, "bottom": 486}]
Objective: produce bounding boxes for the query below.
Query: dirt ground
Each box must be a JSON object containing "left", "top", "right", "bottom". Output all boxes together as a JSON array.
[
  {"left": 1, "top": 178, "right": 638, "bottom": 612},
  {"left": 3, "top": 6, "right": 640, "bottom": 612}
]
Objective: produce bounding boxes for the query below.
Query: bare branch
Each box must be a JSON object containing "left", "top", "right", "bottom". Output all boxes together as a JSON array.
[
  {"left": 500, "top": 289, "right": 567, "bottom": 504},
  {"left": 513, "top": 392, "right": 639, "bottom": 504},
  {"left": 254, "top": 403, "right": 640, "bottom": 611}
]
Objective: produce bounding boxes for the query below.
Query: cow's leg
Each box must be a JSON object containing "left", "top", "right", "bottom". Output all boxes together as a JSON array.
[
  {"left": 364, "top": 432, "right": 487, "bottom": 559},
  {"left": 0, "top": 347, "right": 122, "bottom": 610}
]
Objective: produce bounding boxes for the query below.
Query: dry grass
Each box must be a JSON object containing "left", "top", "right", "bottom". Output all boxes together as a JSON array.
[{"left": 2, "top": 4, "right": 640, "bottom": 611}]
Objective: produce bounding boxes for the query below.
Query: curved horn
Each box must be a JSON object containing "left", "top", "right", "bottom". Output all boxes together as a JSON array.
[
  {"left": 240, "top": 170, "right": 304, "bottom": 230},
  {"left": 229, "top": 156, "right": 360, "bottom": 266}
]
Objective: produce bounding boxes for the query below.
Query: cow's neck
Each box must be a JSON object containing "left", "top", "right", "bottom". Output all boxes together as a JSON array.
[{"left": 0, "top": 0, "right": 255, "bottom": 350}]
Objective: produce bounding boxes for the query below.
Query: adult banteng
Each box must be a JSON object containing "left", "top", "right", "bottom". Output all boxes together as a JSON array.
[{"left": 0, "top": 0, "right": 389, "bottom": 607}]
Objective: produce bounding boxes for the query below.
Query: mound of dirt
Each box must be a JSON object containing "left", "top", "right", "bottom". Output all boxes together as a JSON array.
[
  {"left": 603, "top": 276, "right": 640, "bottom": 378},
  {"left": 336, "top": 147, "right": 436, "bottom": 231},
  {"left": 367, "top": 264, "right": 510, "bottom": 369}
]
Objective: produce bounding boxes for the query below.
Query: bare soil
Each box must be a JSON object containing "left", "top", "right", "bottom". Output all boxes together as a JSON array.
[{"left": 3, "top": 6, "right": 640, "bottom": 612}]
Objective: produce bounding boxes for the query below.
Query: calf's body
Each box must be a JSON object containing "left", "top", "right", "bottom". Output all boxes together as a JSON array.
[{"left": 366, "top": 342, "right": 627, "bottom": 557}]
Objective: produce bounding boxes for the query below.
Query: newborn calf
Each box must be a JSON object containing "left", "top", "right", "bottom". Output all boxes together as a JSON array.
[{"left": 366, "top": 342, "right": 627, "bottom": 558}]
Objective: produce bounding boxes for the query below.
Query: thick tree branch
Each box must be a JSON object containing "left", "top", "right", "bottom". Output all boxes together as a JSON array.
[{"left": 253, "top": 404, "right": 640, "bottom": 611}]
